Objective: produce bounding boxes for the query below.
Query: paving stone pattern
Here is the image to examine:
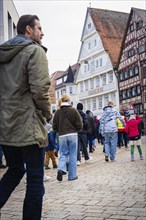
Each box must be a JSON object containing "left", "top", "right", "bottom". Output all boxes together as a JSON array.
[{"left": 0, "top": 137, "right": 146, "bottom": 220}]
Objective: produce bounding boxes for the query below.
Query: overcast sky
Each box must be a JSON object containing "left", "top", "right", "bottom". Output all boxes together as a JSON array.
[{"left": 13, "top": 0, "right": 146, "bottom": 74}]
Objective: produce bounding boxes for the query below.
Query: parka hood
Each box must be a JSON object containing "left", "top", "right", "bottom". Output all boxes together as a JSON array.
[
  {"left": 0, "top": 35, "right": 33, "bottom": 63},
  {"left": 0, "top": 35, "right": 47, "bottom": 63}
]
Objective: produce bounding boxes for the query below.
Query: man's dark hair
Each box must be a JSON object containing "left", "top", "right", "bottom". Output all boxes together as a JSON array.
[{"left": 17, "top": 15, "right": 39, "bottom": 35}]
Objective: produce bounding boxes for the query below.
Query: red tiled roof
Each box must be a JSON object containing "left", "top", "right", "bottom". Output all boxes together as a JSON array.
[
  {"left": 88, "top": 8, "right": 129, "bottom": 67},
  {"left": 50, "top": 71, "right": 64, "bottom": 87}
]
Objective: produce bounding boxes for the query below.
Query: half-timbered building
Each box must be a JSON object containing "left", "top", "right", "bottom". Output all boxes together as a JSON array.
[{"left": 117, "top": 8, "right": 146, "bottom": 133}]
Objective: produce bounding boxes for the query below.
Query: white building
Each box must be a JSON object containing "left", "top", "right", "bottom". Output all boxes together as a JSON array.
[
  {"left": 76, "top": 8, "right": 129, "bottom": 118},
  {"left": 0, "top": 0, "right": 19, "bottom": 43}
]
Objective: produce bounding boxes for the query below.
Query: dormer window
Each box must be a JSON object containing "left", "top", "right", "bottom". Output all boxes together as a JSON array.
[
  {"left": 130, "top": 23, "right": 134, "bottom": 32},
  {"left": 136, "top": 20, "right": 143, "bottom": 30}
]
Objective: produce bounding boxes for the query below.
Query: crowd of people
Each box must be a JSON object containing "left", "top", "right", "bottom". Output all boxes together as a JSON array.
[{"left": 0, "top": 14, "right": 144, "bottom": 220}]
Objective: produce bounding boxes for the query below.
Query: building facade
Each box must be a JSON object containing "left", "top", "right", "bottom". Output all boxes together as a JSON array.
[
  {"left": 117, "top": 8, "right": 146, "bottom": 132},
  {"left": 0, "top": 0, "right": 19, "bottom": 44},
  {"left": 75, "top": 8, "right": 129, "bottom": 118},
  {"left": 54, "top": 64, "right": 79, "bottom": 109}
]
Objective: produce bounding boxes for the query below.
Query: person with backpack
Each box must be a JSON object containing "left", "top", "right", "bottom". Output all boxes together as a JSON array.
[
  {"left": 100, "top": 101, "right": 125, "bottom": 162},
  {"left": 76, "top": 103, "right": 92, "bottom": 165}
]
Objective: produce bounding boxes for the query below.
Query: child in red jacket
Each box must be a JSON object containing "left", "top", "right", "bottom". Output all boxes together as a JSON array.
[{"left": 125, "top": 112, "right": 143, "bottom": 161}]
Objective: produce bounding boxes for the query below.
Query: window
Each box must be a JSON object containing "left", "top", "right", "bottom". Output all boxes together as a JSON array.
[
  {"left": 136, "top": 85, "right": 141, "bottom": 95},
  {"left": 111, "top": 92, "right": 116, "bottom": 104},
  {"left": 119, "top": 72, "right": 124, "bottom": 81},
  {"left": 92, "top": 98, "right": 97, "bottom": 111},
  {"left": 124, "top": 70, "right": 129, "bottom": 79},
  {"left": 84, "top": 64, "right": 87, "bottom": 73},
  {"left": 87, "top": 99, "right": 91, "bottom": 110},
  {"left": 104, "top": 95, "right": 109, "bottom": 106},
  {"left": 94, "top": 39, "right": 97, "bottom": 46},
  {"left": 91, "top": 60, "right": 95, "bottom": 72},
  {"left": 127, "top": 88, "right": 131, "bottom": 98},
  {"left": 134, "top": 66, "right": 139, "bottom": 75},
  {"left": 134, "top": 104, "right": 143, "bottom": 115},
  {"left": 69, "top": 86, "right": 73, "bottom": 94},
  {"left": 138, "top": 44, "right": 146, "bottom": 54},
  {"left": 99, "top": 58, "right": 102, "bottom": 66},
  {"left": 95, "top": 60, "right": 98, "bottom": 68},
  {"left": 109, "top": 72, "right": 113, "bottom": 83},
  {"left": 95, "top": 76, "right": 100, "bottom": 87},
  {"left": 88, "top": 23, "right": 91, "bottom": 29},
  {"left": 128, "top": 48, "right": 135, "bottom": 58},
  {"left": 98, "top": 97, "right": 102, "bottom": 109},
  {"left": 80, "top": 82, "right": 83, "bottom": 92},
  {"left": 136, "top": 20, "right": 143, "bottom": 30},
  {"left": 57, "top": 91, "right": 59, "bottom": 99},
  {"left": 143, "top": 66, "right": 146, "bottom": 78},
  {"left": 102, "top": 74, "right": 106, "bottom": 85},
  {"left": 131, "top": 87, "right": 136, "bottom": 96},
  {"left": 130, "top": 23, "right": 134, "bottom": 32},
  {"left": 129, "top": 68, "right": 133, "bottom": 77},
  {"left": 88, "top": 42, "right": 91, "bottom": 49},
  {"left": 122, "top": 90, "right": 127, "bottom": 99},
  {"left": 85, "top": 80, "right": 89, "bottom": 91},
  {"left": 90, "top": 78, "right": 94, "bottom": 89}
]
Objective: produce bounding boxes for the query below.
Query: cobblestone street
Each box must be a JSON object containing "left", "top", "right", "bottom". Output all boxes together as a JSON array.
[{"left": 0, "top": 137, "right": 146, "bottom": 220}]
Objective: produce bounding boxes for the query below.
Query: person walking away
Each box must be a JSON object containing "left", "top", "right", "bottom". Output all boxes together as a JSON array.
[
  {"left": 0, "top": 15, "right": 51, "bottom": 220},
  {"left": 76, "top": 103, "right": 92, "bottom": 165},
  {"left": 100, "top": 101, "right": 125, "bottom": 162},
  {"left": 117, "top": 111, "right": 128, "bottom": 149},
  {"left": 45, "top": 123, "right": 58, "bottom": 169},
  {"left": 53, "top": 94, "right": 82, "bottom": 181},
  {"left": 86, "top": 110, "right": 96, "bottom": 153},
  {"left": 125, "top": 112, "right": 143, "bottom": 161}
]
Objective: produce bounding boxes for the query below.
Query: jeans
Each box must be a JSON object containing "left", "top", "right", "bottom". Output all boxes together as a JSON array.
[
  {"left": 0, "top": 144, "right": 45, "bottom": 220},
  {"left": 58, "top": 134, "right": 78, "bottom": 180},
  {"left": 0, "top": 145, "right": 3, "bottom": 165},
  {"left": 104, "top": 132, "right": 118, "bottom": 160}
]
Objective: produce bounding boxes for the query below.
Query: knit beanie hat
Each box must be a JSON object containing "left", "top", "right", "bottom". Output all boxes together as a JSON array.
[{"left": 77, "top": 103, "right": 83, "bottom": 110}]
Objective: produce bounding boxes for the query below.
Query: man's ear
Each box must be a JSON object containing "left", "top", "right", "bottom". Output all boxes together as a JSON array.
[{"left": 25, "top": 25, "right": 33, "bottom": 34}]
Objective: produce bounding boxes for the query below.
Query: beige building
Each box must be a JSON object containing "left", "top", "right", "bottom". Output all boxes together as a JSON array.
[{"left": 0, "top": 0, "right": 19, "bottom": 43}]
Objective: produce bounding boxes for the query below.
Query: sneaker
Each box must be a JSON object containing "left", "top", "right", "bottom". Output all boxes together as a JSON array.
[
  {"left": 0, "top": 164, "right": 7, "bottom": 169},
  {"left": 131, "top": 155, "right": 135, "bottom": 161},
  {"left": 44, "top": 175, "right": 51, "bottom": 182},
  {"left": 57, "top": 170, "right": 63, "bottom": 182},
  {"left": 140, "top": 155, "right": 143, "bottom": 160},
  {"left": 68, "top": 176, "right": 78, "bottom": 181},
  {"left": 105, "top": 156, "right": 109, "bottom": 162},
  {"left": 77, "top": 161, "right": 81, "bottom": 166},
  {"left": 85, "top": 157, "right": 92, "bottom": 164}
]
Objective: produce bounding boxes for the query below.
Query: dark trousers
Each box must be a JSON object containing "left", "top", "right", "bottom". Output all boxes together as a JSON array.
[
  {"left": 0, "top": 144, "right": 45, "bottom": 220},
  {"left": 118, "top": 132, "right": 128, "bottom": 147},
  {"left": 77, "top": 134, "right": 89, "bottom": 161}
]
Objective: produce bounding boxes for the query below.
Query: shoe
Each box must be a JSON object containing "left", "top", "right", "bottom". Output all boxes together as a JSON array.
[
  {"left": 140, "top": 155, "right": 143, "bottom": 160},
  {"left": 89, "top": 149, "right": 94, "bottom": 153},
  {"left": 68, "top": 176, "right": 78, "bottom": 181},
  {"left": 53, "top": 164, "right": 57, "bottom": 168},
  {"left": 57, "top": 170, "right": 63, "bottom": 181},
  {"left": 45, "top": 165, "right": 51, "bottom": 170},
  {"left": 54, "top": 151, "right": 58, "bottom": 157},
  {"left": 105, "top": 156, "right": 109, "bottom": 162},
  {"left": 111, "top": 159, "right": 116, "bottom": 162},
  {"left": 77, "top": 161, "right": 81, "bottom": 166},
  {"left": 85, "top": 157, "right": 92, "bottom": 164},
  {"left": 0, "top": 164, "right": 7, "bottom": 169},
  {"left": 44, "top": 175, "right": 51, "bottom": 182},
  {"left": 131, "top": 155, "right": 135, "bottom": 161}
]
